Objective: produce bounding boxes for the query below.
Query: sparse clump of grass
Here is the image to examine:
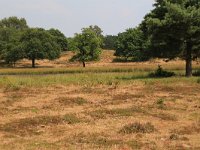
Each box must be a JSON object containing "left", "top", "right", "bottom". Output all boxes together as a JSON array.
[
  {"left": 70, "top": 133, "right": 122, "bottom": 148},
  {"left": 58, "top": 97, "right": 88, "bottom": 106},
  {"left": 92, "top": 137, "right": 122, "bottom": 147},
  {"left": 2, "top": 76, "right": 21, "bottom": 91},
  {"left": 63, "top": 114, "right": 81, "bottom": 124},
  {"left": 0, "top": 95, "right": 22, "bottom": 106},
  {"left": 88, "top": 107, "right": 147, "bottom": 119},
  {"left": 156, "top": 98, "right": 165, "bottom": 105},
  {"left": 169, "top": 134, "right": 179, "bottom": 140},
  {"left": 119, "top": 122, "right": 156, "bottom": 134},
  {"left": 171, "top": 124, "right": 200, "bottom": 135},
  {"left": 112, "top": 93, "right": 141, "bottom": 101},
  {"left": 149, "top": 65, "right": 175, "bottom": 78},
  {"left": 0, "top": 114, "right": 81, "bottom": 136},
  {"left": 153, "top": 113, "right": 177, "bottom": 121},
  {"left": 127, "top": 140, "right": 143, "bottom": 149},
  {"left": 156, "top": 98, "right": 166, "bottom": 109}
]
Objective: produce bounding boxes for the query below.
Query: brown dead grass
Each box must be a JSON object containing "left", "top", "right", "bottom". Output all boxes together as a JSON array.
[
  {"left": 0, "top": 81, "right": 199, "bottom": 150},
  {"left": 2, "top": 50, "right": 199, "bottom": 70},
  {"left": 0, "top": 51, "right": 200, "bottom": 149}
]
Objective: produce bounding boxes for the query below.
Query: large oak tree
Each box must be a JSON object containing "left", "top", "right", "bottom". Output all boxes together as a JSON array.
[{"left": 21, "top": 28, "right": 61, "bottom": 68}]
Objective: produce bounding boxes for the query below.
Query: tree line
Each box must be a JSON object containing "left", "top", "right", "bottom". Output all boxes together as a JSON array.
[
  {"left": 0, "top": 0, "right": 199, "bottom": 77},
  {"left": 114, "top": 0, "right": 200, "bottom": 77},
  {"left": 0, "top": 17, "right": 68, "bottom": 68}
]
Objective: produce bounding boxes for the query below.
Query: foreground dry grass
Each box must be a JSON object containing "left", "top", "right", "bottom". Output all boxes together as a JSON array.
[
  {"left": 0, "top": 77, "right": 200, "bottom": 150},
  {"left": 0, "top": 51, "right": 200, "bottom": 149}
]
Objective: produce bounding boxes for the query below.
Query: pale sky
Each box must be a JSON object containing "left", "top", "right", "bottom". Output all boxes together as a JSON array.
[{"left": 0, "top": 0, "right": 154, "bottom": 37}]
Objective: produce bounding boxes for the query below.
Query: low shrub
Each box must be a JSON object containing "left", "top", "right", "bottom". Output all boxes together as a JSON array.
[
  {"left": 149, "top": 65, "right": 175, "bottom": 78},
  {"left": 193, "top": 70, "right": 200, "bottom": 76}
]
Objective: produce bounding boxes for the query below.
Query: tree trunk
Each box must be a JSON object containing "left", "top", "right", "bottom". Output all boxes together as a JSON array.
[
  {"left": 185, "top": 43, "right": 192, "bottom": 77},
  {"left": 82, "top": 61, "right": 86, "bottom": 68},
  {"left": 32, "top": 58, "right": 35, "bottom": 68}
]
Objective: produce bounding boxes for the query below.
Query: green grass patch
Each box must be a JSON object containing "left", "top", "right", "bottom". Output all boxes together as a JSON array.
[{"left": 0, "top": 69, "right": 199, "bottom": 89}]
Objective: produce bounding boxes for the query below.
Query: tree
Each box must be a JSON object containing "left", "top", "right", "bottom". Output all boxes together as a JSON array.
[
  {"left": 115, "top": 28, "right": 150, "bottom": 61},
  {"left": 143, "top": 0, "right": 200, "bottom": 77},
  {"left": 71, "top": 27, "right": 102, "bottom": 67},
  {"left": 87, "top": 25, "right": 104, "bottom": 47},
  {"left": 103, "top": 35, "right": 117, "bottom": 50},
  {"left": 0, "top": 17, "right": 28, "bottom": 65},
  {"left": 0, "top": 16, "right": 28, "bottom": 30},
  {"left": 88, "top": 25, "right": 104, "bottom": 39},
  {"left": 21, "top": 28, "right": 61, "bottom": 68},
  {"left": 48, "top": 28, "right": 68, "bottom": 51},
  {"left": 3, "top": 43, "right": 24, "bottom": 67}
]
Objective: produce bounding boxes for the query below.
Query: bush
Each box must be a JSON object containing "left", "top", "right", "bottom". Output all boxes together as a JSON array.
[
  {"left": 149, "top": 65, "right": 175, "bottom": 78},
  {"left": 193, "top": 70, "right": 200, "bottom": 76}
]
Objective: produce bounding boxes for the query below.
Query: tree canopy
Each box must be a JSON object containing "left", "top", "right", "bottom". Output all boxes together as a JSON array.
[
  {"left": 0, "top": 16, "right": 28, "bottom": 30},
  {"left": 141, "top": 0, "right": 200, "bottom": 76},
  {"left": 0, "top": 17, "right": 66, "bottom": 68},
  {"left": 71, "top": 26, "right": 102, "bottom": 67},
  {"left": 115, "top": 28, "right": 150, "bottom": 61},
  {"left": 103, "top": 35, "right": 117, "bottom": 50},
  {"left": 0, "top": 17, "right": 28, "bottom": 65},
  {"left": 21, "top": 28, "right": 61, "bottom": 68},
  {"left": 48, "top": 28, "right": 68, "bottom": 51}
]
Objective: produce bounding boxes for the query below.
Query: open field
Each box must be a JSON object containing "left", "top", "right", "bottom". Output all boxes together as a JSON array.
[{"left": 0, "top": 51, "right": 200, "bottom": 150}]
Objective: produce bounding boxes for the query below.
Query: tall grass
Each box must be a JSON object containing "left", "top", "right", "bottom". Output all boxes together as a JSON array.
[
  {"left": 0, "top": 71, "right": 199, "bottom": 90},
  {"left": 0, "top": 64, "right": 199, "bottom": 75}
]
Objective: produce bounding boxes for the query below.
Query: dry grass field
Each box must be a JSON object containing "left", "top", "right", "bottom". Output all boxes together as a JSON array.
[{"left": 0, "top": 50, "right": 200, "bottom": 150}]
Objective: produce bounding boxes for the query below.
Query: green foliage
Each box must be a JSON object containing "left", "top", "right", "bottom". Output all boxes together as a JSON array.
[
  {"left": 0, "top": 16, "right": 28, "bottom": 30},
  {"left": 115, "top": 28, "right": 150, "bottom": 62},
  {"left": 142, "top": 0, "right": 200, "bottom": 76},
  {"left": 3, "top": 43, "right": 24, "bottom": 66},
  {"left": 71, "top": 26, "right": 102, "bottom": 67},
  {"left": 0, "top": 17, "right": 28, "bottom": 65},
  {"left": 103, "top": 35, "right": 117, "bottom": 50},
  {"left": 88, "top": 25, "right": 104, "bottom": 42},
  {"left": 149, "top": 65, "right": 175, "bottom": 78},
  {"left": 0, "top": 17, "right": 65, "bottom": 67},
  {"left": 21, "top": 28, "right": 61, "bottom": 67},
  {"left": 193, "top": 70, "right": 200, "bottom": 76},
  {"left": 48, "top": 28, "right": 68, "bottom": 51}
]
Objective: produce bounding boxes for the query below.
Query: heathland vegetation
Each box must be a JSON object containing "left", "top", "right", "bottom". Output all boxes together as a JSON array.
[{"left": 0, "top": 0, "right": 200, "bottom": 149}]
